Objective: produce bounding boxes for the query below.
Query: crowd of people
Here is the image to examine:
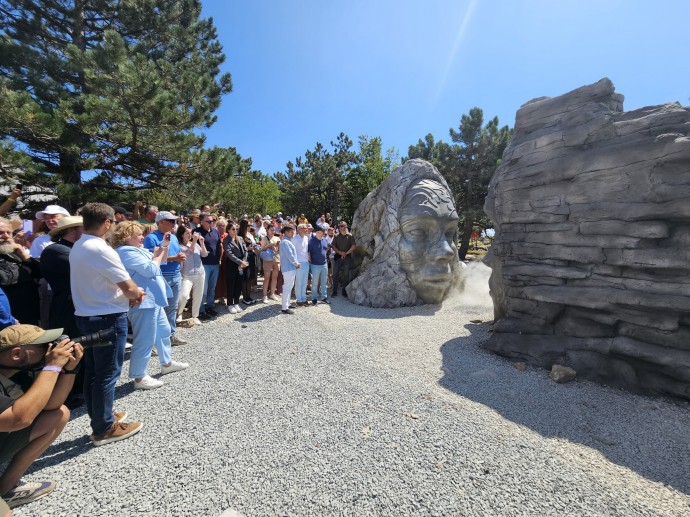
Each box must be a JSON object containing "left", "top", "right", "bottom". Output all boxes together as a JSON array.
[{"left": 0, "top": 193, "right": 358, "bottom": 513}]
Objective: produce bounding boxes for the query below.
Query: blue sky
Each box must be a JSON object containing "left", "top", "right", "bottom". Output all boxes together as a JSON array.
[{"left": 201, "top": 0, "right": 690, "bottom": 176}]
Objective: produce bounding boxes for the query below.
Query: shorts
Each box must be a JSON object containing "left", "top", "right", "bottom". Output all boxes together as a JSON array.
[{"left": 0, "top": 419, "right": 37, "bottom": 464}]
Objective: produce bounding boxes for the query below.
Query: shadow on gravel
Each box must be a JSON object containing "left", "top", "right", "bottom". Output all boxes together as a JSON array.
[
  {"left": 236, "top": 304, "right": 283, "bottom": 323},
  {"left": 323, "top": 298, "right": 442, "bottom": 320},
  {"left": 439, "top": 322, "right": 690, "bottom": 496}
]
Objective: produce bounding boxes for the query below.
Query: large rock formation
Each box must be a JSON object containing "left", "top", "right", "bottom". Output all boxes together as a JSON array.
[
  {"left": 348, "top": 159, "right": 461, "bottom": 307},
  {"left": 484, "top": 78, "right": 690, "bottom": 400}
]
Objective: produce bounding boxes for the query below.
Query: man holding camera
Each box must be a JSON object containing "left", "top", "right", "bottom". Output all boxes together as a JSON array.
[{"left": 0, "top": 324, "right": 82, "bottom": 510}]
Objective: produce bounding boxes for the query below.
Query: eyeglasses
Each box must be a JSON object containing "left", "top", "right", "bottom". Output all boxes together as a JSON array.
[{"left": 203, "top": 220, "right": 213, "bottom": 224}]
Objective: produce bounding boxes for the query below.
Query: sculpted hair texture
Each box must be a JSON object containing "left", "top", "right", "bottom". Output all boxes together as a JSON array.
[{"left": 348, "top": 159, "right": 460, "bottom": 307}]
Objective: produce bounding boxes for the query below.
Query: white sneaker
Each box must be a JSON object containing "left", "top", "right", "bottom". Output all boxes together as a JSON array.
[
  {"left": 161, "top": 360, "right": 189, "bottom": 376},
  {"left": 193, "top": 317, "right": 202, "bottom": 325},
  {"left": 133, "top": 375, "right": 163, "bottom": 390},
  {"left": 262, "top": 296, "right": 269, "bottom": 303},
  {"left": 125, "top": 342, "right": 133, "bottom": 351},
  {"left": 234, "top": 304, "right": 243, "bottom": 312},
  {"left": 176, "top": 315, "right": 183, "bottom": 323},
  {"left": 269, "top": 294, "right": 279, "bottom": 301},
  {"left": 228, "top": 305, "right": 238, "bottom": 314}
]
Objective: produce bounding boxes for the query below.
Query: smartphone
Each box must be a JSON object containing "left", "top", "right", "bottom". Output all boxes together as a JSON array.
[{"left": 164, "top": 233, "right": 171, "bottom": 241}]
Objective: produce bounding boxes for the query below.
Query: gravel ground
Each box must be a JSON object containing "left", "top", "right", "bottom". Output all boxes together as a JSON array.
[{"left": 12, "top": 279, "right": 690, "bottom": 516}]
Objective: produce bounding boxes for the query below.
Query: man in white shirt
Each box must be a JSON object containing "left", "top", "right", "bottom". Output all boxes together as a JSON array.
[
  {"left": 291, "top": 224, "right": 310, "bottom": 306},
  {"left": 70, "top": 203, "right": 144, "bottom": 446},
  {"left": 29, "top": 205, "right": 70, "bottom": 259}
]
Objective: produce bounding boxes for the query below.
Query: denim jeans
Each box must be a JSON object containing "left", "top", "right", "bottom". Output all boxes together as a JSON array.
[
  {"left": 294, "top": 261, "right": 310, "bottom": 302},
  {"left": 202, "top": 264, "right": 219, "bottom": 312},
  {"left": 75, "top": 312, "right": 128, "bottom": 435},
  {"left": 310, "top": 263, "right": 328, "bottom": 301},
  {"left": 128, "top": 306, "right": 172, "bottom": 378},
  {"left": 163, "top": 272, "right": 181, "bottom": 336}
]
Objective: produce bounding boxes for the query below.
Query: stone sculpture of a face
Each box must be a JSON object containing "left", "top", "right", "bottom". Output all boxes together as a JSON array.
[
  {"left": 348, "top": 159, "right": 461, "bottom": 307},
  {"left": 399, "top": 179, "right": 459, "bottom": 304}
]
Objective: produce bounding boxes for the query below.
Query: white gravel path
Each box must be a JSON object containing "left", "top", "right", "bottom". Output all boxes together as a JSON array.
[{"left": 11, "top": 282, "right": 690, "bottom": 516}]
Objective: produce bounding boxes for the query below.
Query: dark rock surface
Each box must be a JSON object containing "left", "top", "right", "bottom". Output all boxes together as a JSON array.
[{"left": 484, "top": 78, "right": 690, "bottom": 400}]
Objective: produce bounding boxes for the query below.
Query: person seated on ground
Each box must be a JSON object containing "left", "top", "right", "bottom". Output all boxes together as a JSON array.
[{"left": 0, "top": 324, "right": 83, "bottom": 511}]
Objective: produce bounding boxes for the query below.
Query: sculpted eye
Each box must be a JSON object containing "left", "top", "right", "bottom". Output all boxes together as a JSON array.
[
  {"left": 445, "top": 229, "right": 456, "bottom": 242},
  {"left": 405, "top": 227, "right": 426, "bottom": 240}
]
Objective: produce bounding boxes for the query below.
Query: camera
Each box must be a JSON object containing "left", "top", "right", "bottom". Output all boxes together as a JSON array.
[{"left": 54, "top": 328, "right": 116, "bottom": 349}]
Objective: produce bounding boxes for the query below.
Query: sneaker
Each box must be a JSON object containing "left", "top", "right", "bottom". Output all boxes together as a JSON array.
[
  {"left": 281, "top": 309, "right": 294, "bottom": 315},
  {"left": 234, "top": 304, "right": 244, "bottom": 312},
  {"left": 227, "top": 305, "right": 238, "bottom": 314},
  {"left": 92, "top": 421, "right": 143, "bottom": 447},
  {"left": 289, "top": 303, "right": 297, "bottom": 309},
  {"left": 161, "top": 360, "right": 189, "bottom": 376},
  {"left": 3, "top": 480, "right": 56, "bottom": 508},
  {"left": 198, "top": 311, "right": 211, "bottom": 321},
  {"left": 133, "top": 375, "right": 163, "bottom": 390},
  {"left": 269, "top": 294, "right": 278, "bottom": 301},
  {"left": 193, "top": 317, "right": 202, "bottom": 325},
  {"left": 312, "top": 299, "right": 318, "bottom": 305},
  {"left": 242, "top": 299, "right": 253, "bottom": 306},
  {"left": 323, "top": 298, "right": 330, "bottom": 304},
  {"left": 296, "top": 301, "right": 305, "bottom": 307},
  {"left": 113, "top": 410, "right": 128, "bottom": 423},
  {"left": 206, "top": 307, "right": 218, "bottom": 316},
  {"left": 125, "top": 341, "right": 133, "bottom": 350},
  {"left": 262, "top": 296, "right": 269, "bottom": 303},
  {"left": 176, "top": 314, "right": 183, "bottom": 323},
  {"left": 170, "top": 335, "right": 188, "bottom": 346}
]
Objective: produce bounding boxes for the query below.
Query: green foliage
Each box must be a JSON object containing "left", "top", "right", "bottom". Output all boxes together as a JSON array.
[
  {"left": 0, "top": 0, "right": 232, "bottom": 209},
  {"left": 275, "top": 133, "right": 398, "bottom": 221},
  {"left": 407, "top": 108, "right": 512, "bottom": 260}
]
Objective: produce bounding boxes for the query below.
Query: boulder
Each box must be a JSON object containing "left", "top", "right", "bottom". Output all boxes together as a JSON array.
[{"left": 484, "top": 78, "right": 690, "bottom": 400}]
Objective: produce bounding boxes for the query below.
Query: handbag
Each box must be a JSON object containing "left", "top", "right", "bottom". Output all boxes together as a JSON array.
[{"left": 260, "top": 248, "right": 275, "bottom": 261}]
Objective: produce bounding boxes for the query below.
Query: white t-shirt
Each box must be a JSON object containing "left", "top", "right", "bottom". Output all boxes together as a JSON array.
[
  {"left": 69, "top": 234, "right": 131, "bottom": 316},
  {"left": 30, "top": 234, "right": 53, "bottom": 258}
]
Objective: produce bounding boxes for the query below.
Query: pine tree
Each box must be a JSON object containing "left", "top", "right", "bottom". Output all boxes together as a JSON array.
[{"left": 0, "top": 0, "right": 231, "bottom": 209}]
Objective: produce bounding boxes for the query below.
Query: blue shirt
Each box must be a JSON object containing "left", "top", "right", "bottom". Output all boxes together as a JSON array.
[
  {"left": 0, "top": 287, "right": 17, "bottom": 330},
  {"left": 143, "top": 230, "right": 181, "bottom": 276},
  {"left": 307, "top": 237, "right": 328, "bottom": 266},
  {"left": 193, "top": 227, "right": 221, "bottom": 265}
]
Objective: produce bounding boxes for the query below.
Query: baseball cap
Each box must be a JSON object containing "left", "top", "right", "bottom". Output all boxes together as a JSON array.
[
  {"left": 155, "top": 211, "right": 178, "bottom": 223},
  {"left": 0, "top": 324, "right": 64, "bottom": 352},
  {"left": 112, "top": 206, "right": 127, "bottom": 215}
]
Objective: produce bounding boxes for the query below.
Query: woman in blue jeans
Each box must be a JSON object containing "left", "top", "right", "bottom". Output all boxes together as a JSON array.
[{"left": 112, "top": 222, "right": 189, "bottom": 390}]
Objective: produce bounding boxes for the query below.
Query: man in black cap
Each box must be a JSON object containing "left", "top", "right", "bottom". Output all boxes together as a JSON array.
[{"left": 112, "top": 206, "right": 128, "bottom": 223}]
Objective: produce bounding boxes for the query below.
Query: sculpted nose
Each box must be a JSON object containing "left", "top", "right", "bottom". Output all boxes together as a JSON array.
[{"left": 431, "top": 238, "right": 455, "bottom": 262}]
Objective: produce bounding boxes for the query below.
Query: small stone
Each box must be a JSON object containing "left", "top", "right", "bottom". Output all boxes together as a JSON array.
[
  {"left": 512, "top": 362, "right": 527, "bottom": 371},
  {"left": 405, "top": 412, "right": 420, "bottom": 420},
  {"left": 549, "top": 364, "right": 577, "bottom": 383}
]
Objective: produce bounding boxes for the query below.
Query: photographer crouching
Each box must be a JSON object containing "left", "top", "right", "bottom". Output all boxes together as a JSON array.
[{"left": 0, "top": 324, "right": 83, "bottom": 512}]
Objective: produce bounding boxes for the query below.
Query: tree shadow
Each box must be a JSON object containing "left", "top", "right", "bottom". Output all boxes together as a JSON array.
[{"left": 439, "top": 322, "right": 690, "bottom": 495}]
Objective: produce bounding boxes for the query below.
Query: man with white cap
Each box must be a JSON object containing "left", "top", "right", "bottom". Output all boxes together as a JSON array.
[
  {"left": 29, "top": 205, "right": 70, "bottom": 259},
  {"left": 143, "top": 211, "right": 188, "bottom": 345},
  {"left": 0, "top": 324, "right": 83, "bottom": 510}
]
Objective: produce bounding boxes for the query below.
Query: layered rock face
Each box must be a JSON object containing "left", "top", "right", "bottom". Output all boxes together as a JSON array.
[{"left": 484, "top": 78, "right": 690, "bottom": 400}]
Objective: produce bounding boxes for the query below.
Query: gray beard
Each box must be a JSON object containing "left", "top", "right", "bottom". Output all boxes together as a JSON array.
[{"left": 0, "top": 242, "right": 15, "bottom": 255}]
